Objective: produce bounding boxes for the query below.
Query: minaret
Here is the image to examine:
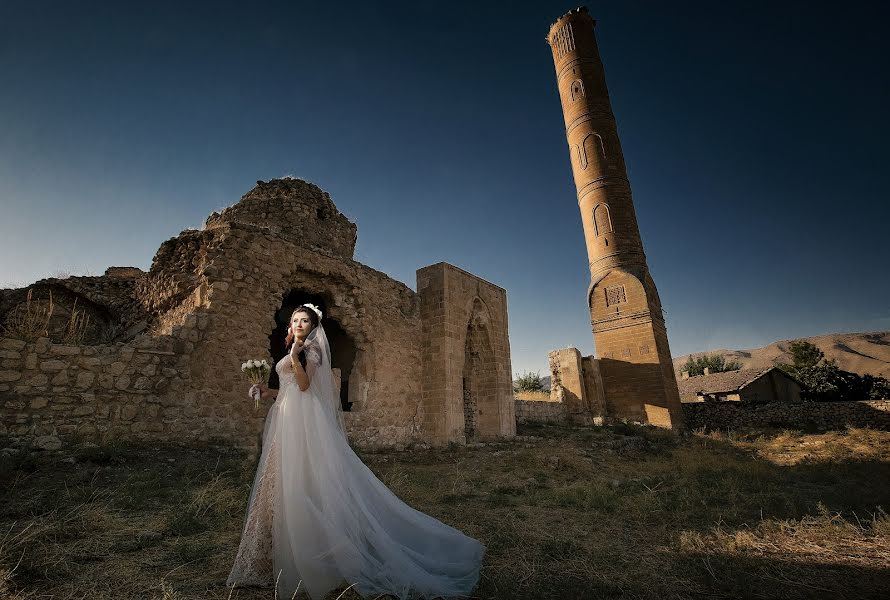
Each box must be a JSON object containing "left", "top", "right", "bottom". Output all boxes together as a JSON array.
[{"left": 547, "top": 7, "right": 683, "bottom": 428}]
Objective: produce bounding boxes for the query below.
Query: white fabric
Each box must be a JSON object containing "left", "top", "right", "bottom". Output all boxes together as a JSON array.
[
  {"left": 227, "top": 324, "right": 486, "bottom": 600},
  {"left": 301, "top": 322, "right": 347, "bottom": 437}
]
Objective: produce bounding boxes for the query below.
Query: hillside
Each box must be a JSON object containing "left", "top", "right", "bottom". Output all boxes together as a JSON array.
[{"left": 673, "top": 330, "right": 890, "bottom": 378}]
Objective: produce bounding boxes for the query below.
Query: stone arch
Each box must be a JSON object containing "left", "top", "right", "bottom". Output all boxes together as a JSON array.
[
  {"left": 461, "top": 296, "right": 498, "bottom": 442},
  {"left": 0, "top": 284, "right": 115, "bottom": 344},
  {"left": 570, "top": 79, "right": 585, "bottom": 101},
  {"left": 643, "top": 271, "right": 664, "bottom": 317},
  {"left": 592, "top": 203, "right": 613, "bottom": 236},
  {"left": 269, "top": 289, "right": 357, "bottom": 411},
  {"left": 593, "top": 269, "right": 647, "bottom": 315},
  {"left": 580, "top": 133, "right": 606, "bottom": 173}
]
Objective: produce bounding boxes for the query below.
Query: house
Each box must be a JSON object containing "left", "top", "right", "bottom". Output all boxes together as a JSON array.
[{"left": 677, "top": 366, "right": 802, "bottom": 403}]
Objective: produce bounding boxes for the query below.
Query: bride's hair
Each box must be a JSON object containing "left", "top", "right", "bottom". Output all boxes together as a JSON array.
[{"left": 284, "top": 305, "right": 320, "bottom": 349}]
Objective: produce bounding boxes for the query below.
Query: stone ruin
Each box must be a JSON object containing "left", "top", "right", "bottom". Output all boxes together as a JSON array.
[
  {"left": 543, "top": 9, "right": 684, "bottom": 429},
  {"left": 0, "top": 178, "right": 516, "bottom": 451}
]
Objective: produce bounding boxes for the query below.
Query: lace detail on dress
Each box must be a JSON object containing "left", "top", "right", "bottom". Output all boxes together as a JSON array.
[
  {"left": 226, "top": 435, "right": 281, "bottom": 588},
  {"left": 304, "top": 344, "right": 322, "bottom": 379},
  {"left": 276, "top": 354, "right": 294, "bottom": 388}
]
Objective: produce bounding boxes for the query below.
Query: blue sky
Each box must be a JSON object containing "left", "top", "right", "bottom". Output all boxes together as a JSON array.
[{"left": 1, "top": 1, "right": 888, "bottom": 377}]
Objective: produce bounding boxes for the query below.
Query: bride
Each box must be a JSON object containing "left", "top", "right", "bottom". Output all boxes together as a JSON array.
[{"left": 226, "top": 303, "right": 486, "bottom": 599}]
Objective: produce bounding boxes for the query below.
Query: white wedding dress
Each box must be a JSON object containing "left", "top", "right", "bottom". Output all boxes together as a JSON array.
[{"left": 226, "top": 324, "right": 486, "bottom": 600}]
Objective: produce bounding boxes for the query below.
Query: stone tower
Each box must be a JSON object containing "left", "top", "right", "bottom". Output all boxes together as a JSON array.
[{"left": 546, "top": 7, "right": 683, "bottom": 428}]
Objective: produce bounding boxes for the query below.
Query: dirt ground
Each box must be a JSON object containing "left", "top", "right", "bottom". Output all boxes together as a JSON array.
[{"left": 2, "top": 422, "right": 888, "bottom": 599}]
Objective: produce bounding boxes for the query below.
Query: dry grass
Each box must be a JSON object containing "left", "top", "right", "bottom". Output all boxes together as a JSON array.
[
  {"left": 59, "top": 297, "right": 91, "bottom": 345},
  {"left": 1, "top": 288, "right": 91, "bottom": 344},
  {"left": 1, "top": 424, "right": 889, "bottom": 599},
  {"left": 1, "top": 288, "right": 54, "bottom": 342}
]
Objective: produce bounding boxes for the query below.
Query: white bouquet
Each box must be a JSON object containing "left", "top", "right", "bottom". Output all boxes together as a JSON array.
[{"left": 241, "top": 359, "right": 271, "bottom": 409}]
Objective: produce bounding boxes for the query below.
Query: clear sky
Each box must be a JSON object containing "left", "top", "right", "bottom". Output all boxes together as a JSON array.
[{"left": 1, "top": 1, "right": 888, "bottom": 377}]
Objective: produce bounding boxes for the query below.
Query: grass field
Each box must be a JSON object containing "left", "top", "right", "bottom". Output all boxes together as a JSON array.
[{"left": 1, "top": 422, "right": 888, "bottom": 599}]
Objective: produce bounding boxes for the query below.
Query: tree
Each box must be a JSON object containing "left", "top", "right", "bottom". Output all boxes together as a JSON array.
[
  {"left": 514, "top": 371, "right": 545, "bottom": 392},
  {"left": 774, "top": 340, "right": 834, "bottom": 385},
  {"left": 682, "top": 353, "right": 742, "bottom": 376},
  {"left": 788, "top": 340, "right": 824, "bottom": 369},
  {"left": 774, "top": 339, "right": 890, "bottom": 401},
  {"left": 865, "top": 375, "right": 890, "bottom": 400},
  {"left": 794, "top": 361, "right": 843, "bottom": 401}
]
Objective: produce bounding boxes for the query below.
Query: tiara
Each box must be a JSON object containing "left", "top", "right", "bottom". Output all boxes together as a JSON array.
[{"left": 302, "top": 303, "right": 323, "bottom": 320}]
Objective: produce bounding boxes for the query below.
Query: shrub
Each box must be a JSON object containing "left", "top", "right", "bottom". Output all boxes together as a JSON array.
[
  {"left": 682, "top": 353, "right": 741, "bottom": 376},
  {"left": 514, "top": 371, "right": 545, "bottom": 392}
]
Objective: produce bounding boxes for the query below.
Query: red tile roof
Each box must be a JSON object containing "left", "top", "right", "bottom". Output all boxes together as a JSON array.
[{"left": 677, "top": 366, "right": 798, "bottom": 399}]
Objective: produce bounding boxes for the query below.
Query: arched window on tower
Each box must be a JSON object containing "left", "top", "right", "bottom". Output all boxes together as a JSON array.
[
  {"left": 570, "top": 79, "right": 585, "bottom": 101},
  {"left": 580, "top": 133, "right": 606, "bottom": 173},
  {"left": 593, "top": 203, "right": 613, "bottom": 237}
]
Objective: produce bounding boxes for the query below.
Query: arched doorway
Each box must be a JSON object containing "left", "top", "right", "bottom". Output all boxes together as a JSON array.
[
  {"left": 462, "top": 299, "right": 497, "bottom": 442},
  {"left": 268, "top": 290, "right": 356, "bottom": 411}
]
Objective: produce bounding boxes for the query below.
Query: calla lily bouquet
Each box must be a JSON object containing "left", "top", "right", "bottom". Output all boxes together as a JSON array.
[{"left": 241, "top": 359, "right": 270, "bottom": 409}]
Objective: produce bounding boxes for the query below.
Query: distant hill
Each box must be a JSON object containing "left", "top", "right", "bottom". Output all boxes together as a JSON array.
[{"left": 672, "top": 330, "right": 890, "bottom": 379}]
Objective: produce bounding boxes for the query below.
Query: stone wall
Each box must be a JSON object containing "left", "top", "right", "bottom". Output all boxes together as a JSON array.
[
  {"left": 515, "top": 399, "right": 566, "bottom": 424},
  {"left": 580, "top": 355, "right": 607, "bottom": 423},
  {"left": 682, "top": 400, "right": 890, "bottom": 431},
  {"left": 194, "top": 219, "right": 424, "bottom": 450},
  {"left": 417, "top": 263, "right": 515, "bottom": 445},
  {"left": 0, "top": 329, "right": 196, "bottom": 449},
  {"left": 548, "top": 348, "right": 618, "bottom": 426},
  {"left": 548, "top": 348, "right": 599, "bottom": 424},
  {"left": 204, "top": 178, "right": 357, "bottom": 259},
  {"left": 1, "top": 178, "right": 517, "bottom": 452}
]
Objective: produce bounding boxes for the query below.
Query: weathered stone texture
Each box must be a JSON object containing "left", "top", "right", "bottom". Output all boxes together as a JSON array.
[
  {"left": 1, "top": 178, "right": 514, "bottom": 451},
  {"left": 417, "top": 263, "right": 515, "bottom": 445},
  {"left": 0, "top": 333, "right": 189, "bottom": 444},
  {"left": 546, "top": 9, "right": 683, "bottom": 429},
  {"left": 548, "top": 348, "right": 594, "bottom": 424},
  {"left": 204, "top": 178, "right": 357, "bottom": 259},
  {"left": 515, "top": 399, "right": 566, "bottom": 423},
  {"left": 682, "top": 400, "right": 890, "bottom": 431}
]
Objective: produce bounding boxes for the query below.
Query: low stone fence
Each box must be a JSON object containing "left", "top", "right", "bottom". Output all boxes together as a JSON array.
[
  {"left": 681, "top": 399, "right": 890, "bottom": 431},
  {"left": 515, "top": 398, "right": 566, "bottom": 423},
  {"left": 0, "top": 326, "right": 198, "bottom": 450}
]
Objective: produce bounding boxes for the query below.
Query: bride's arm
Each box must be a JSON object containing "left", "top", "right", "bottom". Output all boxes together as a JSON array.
[
  {"left": 291, "top": 358, "right": 310, "bottom": 391},
  {"left": 289, "top": 339, "right": 315, "bottom": 392}
]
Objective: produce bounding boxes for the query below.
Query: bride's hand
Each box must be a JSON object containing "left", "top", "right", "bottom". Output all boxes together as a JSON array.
[
  {"left": 290, "top": 337, "right": 304, "bottom": 361},
  {"left": 250, "top": 384, "right": 275, "bottom": 401}
]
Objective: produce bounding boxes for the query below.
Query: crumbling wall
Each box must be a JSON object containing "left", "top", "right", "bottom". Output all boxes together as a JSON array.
[
  {"left": 1, "top": 178, "right": 509, "bottom": 452},
  {"left": 204, "top": 178, "right": 357, "bottom": 259},
  {"left": 0, "top": 326, "right": 198, "bottom": 448}
]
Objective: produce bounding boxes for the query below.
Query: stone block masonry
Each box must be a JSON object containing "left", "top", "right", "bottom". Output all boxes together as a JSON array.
[
  {"left": 515, "top": 399, "right": 566, "bottom": 424},
  {"left": 682, "top": 400, "right": 890, "bottom": 431},
  {"left": 1, "top": 178, "right": 517, "bottom": 451},
  {"left": 545, "top": 9, "right": 683, "bottom": 428}
]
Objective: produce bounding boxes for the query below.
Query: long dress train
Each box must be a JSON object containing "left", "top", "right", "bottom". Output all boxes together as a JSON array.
[{"left": 226, "top": 329, "right": 486, "bottom": 600}]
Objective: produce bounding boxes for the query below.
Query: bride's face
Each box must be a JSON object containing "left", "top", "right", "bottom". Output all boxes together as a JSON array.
[{"left": 290, "top": 311, "right": 313, "bottom": 341}]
